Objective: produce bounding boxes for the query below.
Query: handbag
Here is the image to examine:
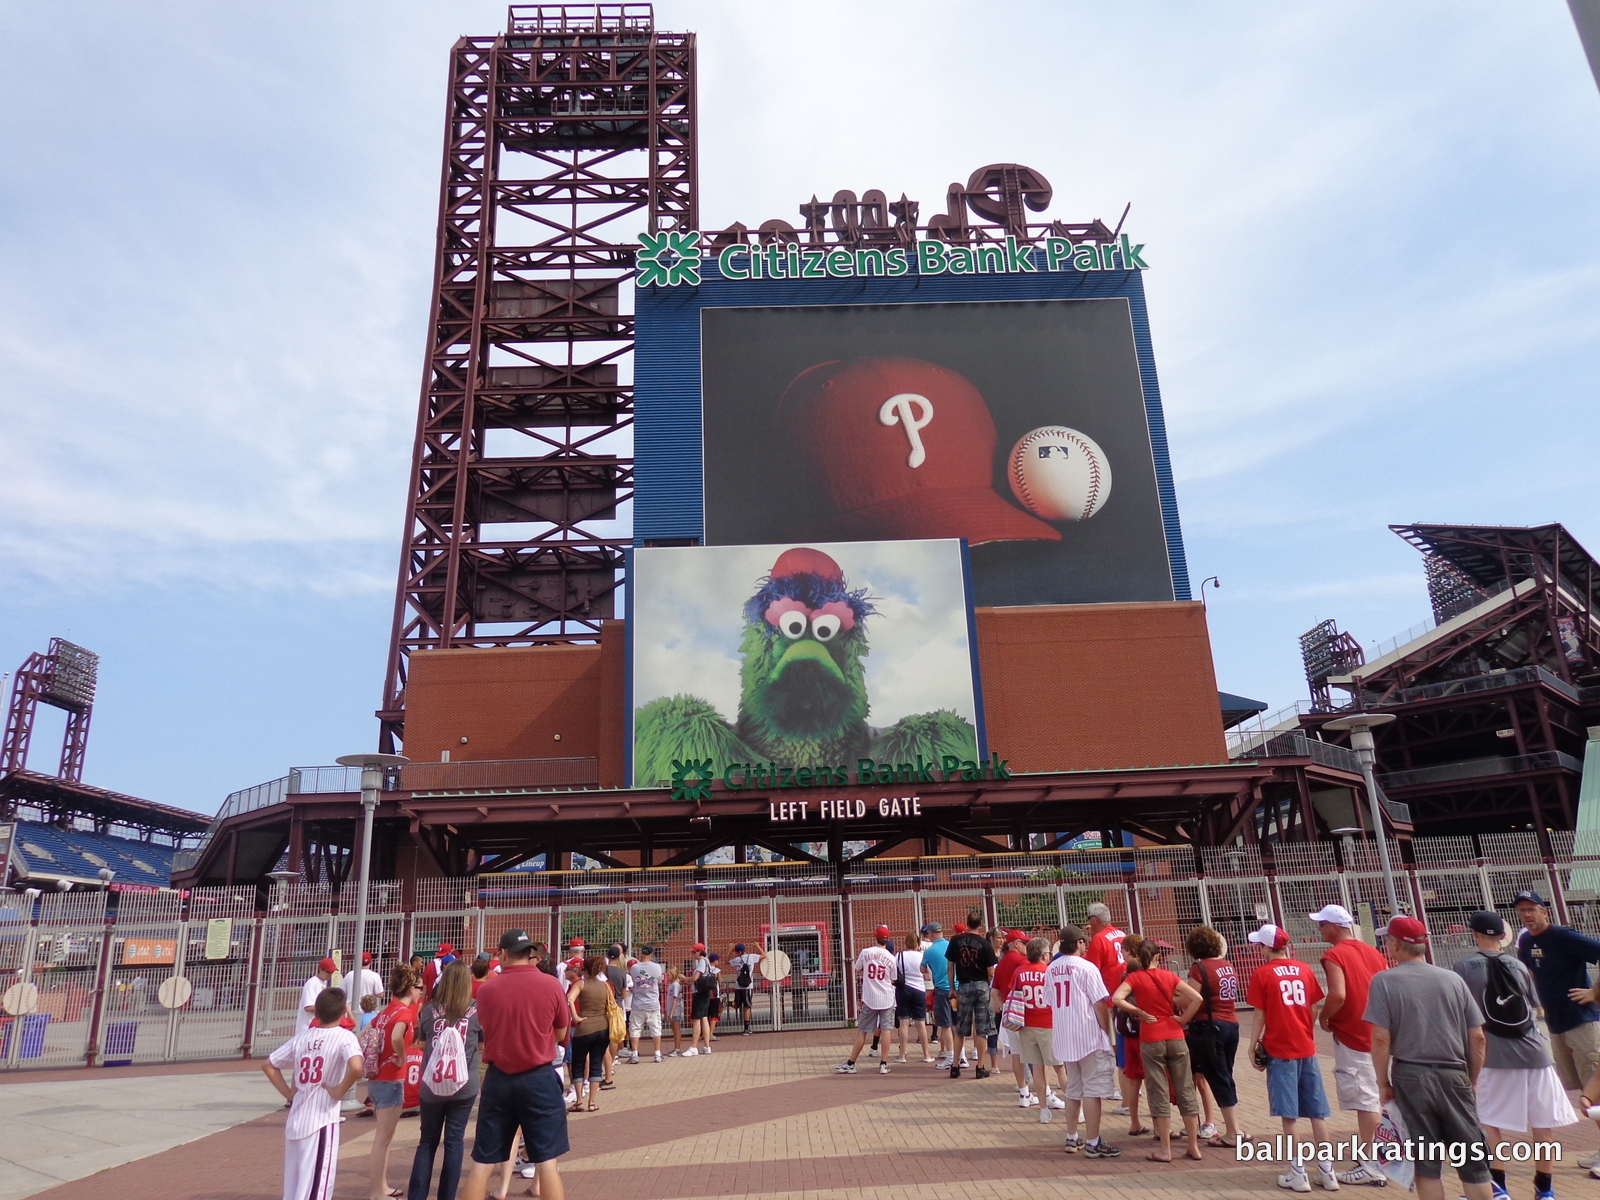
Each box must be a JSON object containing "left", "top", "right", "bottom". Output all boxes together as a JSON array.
[
  {"left": 1000, "top": 989, "right": 1028, "bottom": 1032},
  {"left": 1113, "top": 1004, "right": 1142, "bottom": 1040},
  {"left": 605, "top": 982, "right": 627, "bottom": 1044}
]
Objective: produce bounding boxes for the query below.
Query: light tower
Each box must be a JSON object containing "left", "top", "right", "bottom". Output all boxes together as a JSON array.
[{"left": 378, "top": 3, "right": 696, "bottom": 751}]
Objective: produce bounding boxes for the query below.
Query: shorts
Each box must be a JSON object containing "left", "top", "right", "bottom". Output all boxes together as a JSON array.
[
  {"left": 1475, "top": 1065, "right": 1580, "bottom": 1132},
  {"left": 368, "top": 1079, "right": 404, "bottom": 1110},
  {"left": 857, "top": 1006, "right": 894, "bottom": 1032},
  {"left": 691, "top": 991, "right": 714, "bottom": 1020},
  {"left": 1391, "top": 1061, "right": 1492, "bottom": 1183},
  {"left": 569, "top": 1029, "right": 608, "bottom": 1083},
  {"left": 1332, "top": 1041, "right": 1380, "bottom": 1112},
  {"left": 1549, "top": 1021, "right": 1600, "bottom": 1090},
  {"left": 896, "top": 988, "right": 927, "bottom": 1024},
  {"left": 628, "top": 1010, "right": 662, "bottom": 1038},
  {"left": 931, "top": 991, "right": 953, "bottom": 1029},
  {"left": 1266, "top": 1054, "right": 1330, "bottom": 1120},
  {"left": 471, "top": 1063, "right": 570, "bottom": 1167},
  {"left": 729, "top": 989, "right": 752, "bottom": 1010},
  {"left": 955, "top": 981, "right": 996, "bottom": 1038},
  {"left": 1017, "top": 1026, "right": 1059, "bottom": 1067},
  {"left": 1065, "top": 1049, "right": 1119, "bottom": 1100}
]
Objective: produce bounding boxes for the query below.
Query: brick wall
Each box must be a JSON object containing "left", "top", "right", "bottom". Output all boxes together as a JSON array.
[{"left": 402, "top": 601, "right": 1225, "bottom": 780}]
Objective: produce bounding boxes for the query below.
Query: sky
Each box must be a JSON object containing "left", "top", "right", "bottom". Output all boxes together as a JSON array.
[
  {"left": 2, "top": 2, "right": 1599, "bottom": 815},
  {"left": 631, "top": 539, "right": 979, "bottom": 738}
]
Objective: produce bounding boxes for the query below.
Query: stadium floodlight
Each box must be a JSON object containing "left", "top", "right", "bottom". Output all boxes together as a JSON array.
[
  {"left": 335, "top": 754, "right": 408, "bottom": 1012},
  {"left": 1323, "top": 712, "right": 1401, "bottom": 919}
]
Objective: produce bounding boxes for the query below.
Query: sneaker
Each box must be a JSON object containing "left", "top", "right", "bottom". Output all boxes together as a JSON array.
[
  {"left": 923, "top": 1056, "right": 938, "bottom": 1064},
  {"left": 878, "top": 1062, "right": 890, "bottom": 1074},
  {"left": 1063, "top": 1134, "right": 1083, "bottom": 1154},
  {"left": 949, "top": 1064, "right": 962, "bottom": 1079},
  {"left": 518, "top": 1163, "right": 539, "bottom": 1179},
  {"left": 1038, "top": 1106, "right": 1053, "bottom": 1124},
  {"left": 742, "top": 1029, "right": 752, "bottom": 1036},
  {"left": 1336, "top": 1166, "right": 1389, "bottom": 1187},
  {"left": 1279, "top": 1171, "right": 1312, "bottom": 1194},
  {"left": 1535, "top": 1188, "right": 1555, "bottom": 1200},
  {"left": 1198, "top": 1122, "right": 1217, "bottom": 1140},
  {"left": 653, "top": 1052, "right": 663, "bottom": 1062},
  {"left": 1580, "top": 1152, "right": 1600, "bottom": 1169},
  {"left": 1046, "top": 1092, "right": 1066, "bottom": 1110},
  {"left": 1312, "top": 1166, "right": 1340, "bottom": 1192},
  {"left": 1084, "top": 1141, "right": 1122, "bottom": 1159},
  {"left": 1109, "top": 1104, "right": 1130, "bottom": 1116},
  {"left": 974, "top": 1067, "right": 991, "bottom": 1079},
  {"left": 682, "top": 1047, "right": 699, "bottom": 1057},
  {"left": 702, "top": 1047, "right": 711, "bottom": 1055},
  {"left": 1018, "top": 1090, "right": 1034, "bottom": 1108},
  {"left": 668, "top": 1049, "right": 681, "bottom": 1057},
  {"left": 1491, "top": 1187, "right": 1511, "bottom": 1200},
  {"left": 834, "top": 1061, "right": 858, "bottom": 1074}
]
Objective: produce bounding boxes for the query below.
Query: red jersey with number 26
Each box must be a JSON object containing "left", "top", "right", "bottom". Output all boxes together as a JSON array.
[
  {"left": 1246, "top": 958, "right": 1324, "bottom": 1060},
  {"left": 1012, "top": 963, "right": 1052, "bottom": 1028}
]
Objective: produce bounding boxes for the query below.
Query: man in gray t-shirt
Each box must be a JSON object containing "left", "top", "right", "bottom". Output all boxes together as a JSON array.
[
  {"left": 626, "top": 948, "right": 667, "bottom": 1062},
  {"left": 1451, "top": 911, "right": 1574, "bottom": 1197},
  {"left": 1364, "top": 916, "right": 1492, "bottom": 1200}
]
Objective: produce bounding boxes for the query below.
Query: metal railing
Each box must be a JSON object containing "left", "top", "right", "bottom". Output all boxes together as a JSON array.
[
  {"left": 185, "top": 766, "right": 385, "bottom": 865},
  {"left": 1376, "top": 665, "right": 1579, "bottom": 707},
  {"left": 1380, "top": 750, "right": 1584, "bottom": 791},
  {"left": 1232, "top": 730, "right": 1362, "bottom": 775}
]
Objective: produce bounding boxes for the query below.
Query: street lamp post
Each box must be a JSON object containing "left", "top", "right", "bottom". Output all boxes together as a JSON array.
[
  {"left": 1322, "top": 713, "right": 1401, "bottom": 919},
  {"left": 335, "top": 753, "right": 408, "bottom": 1013}
]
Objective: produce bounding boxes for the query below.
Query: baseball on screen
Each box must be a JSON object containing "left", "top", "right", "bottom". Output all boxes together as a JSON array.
[{"left": 1007, "top": 426, "right": 1111, "bottom": 522}]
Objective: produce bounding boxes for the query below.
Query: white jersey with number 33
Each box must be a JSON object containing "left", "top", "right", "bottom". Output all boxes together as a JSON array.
[
  {"left": 1045, "top": 955, "right": 1111, "bottom": 1064},
  {"left": 269, "top": 1024, "right": 361, "bottom": 1140}
]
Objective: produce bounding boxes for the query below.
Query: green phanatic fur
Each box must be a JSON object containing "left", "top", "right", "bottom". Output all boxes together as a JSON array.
[
  {"left": 633, "top": 600, "right": 980, "bottom": 785},
  {"left": 633, "top": 694, "right": 757, "bottom": 789},
  {"left": 866, "top": 709, "right": 977, "bottom": 765},
  {"left": 734, "top": 619, "right": 872, "bottom": 762}
]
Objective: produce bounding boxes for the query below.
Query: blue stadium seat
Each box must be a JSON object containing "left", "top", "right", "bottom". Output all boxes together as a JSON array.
[{"left": 12, "top": 821, "right": 176, "bottom": 887}]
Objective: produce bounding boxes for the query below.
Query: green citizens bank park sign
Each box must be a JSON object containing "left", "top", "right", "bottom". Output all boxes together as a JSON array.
[{"left": 635, "top": 231, "right": 1148, "bottom": 288}]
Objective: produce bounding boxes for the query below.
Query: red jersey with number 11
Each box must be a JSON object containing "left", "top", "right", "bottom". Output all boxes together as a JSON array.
[{"left": 1246, "top": 958, "right": 1323, "bottom": 1060}]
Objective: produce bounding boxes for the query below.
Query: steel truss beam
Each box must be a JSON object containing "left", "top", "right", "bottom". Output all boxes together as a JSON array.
[{"left": 380, "top": 7, "right": 696, "bottom": 750}]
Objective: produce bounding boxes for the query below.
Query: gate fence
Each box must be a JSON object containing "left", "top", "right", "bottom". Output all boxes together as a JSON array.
[{"left": 5, "top": 832, "right": 1600, "bottom": 1070}]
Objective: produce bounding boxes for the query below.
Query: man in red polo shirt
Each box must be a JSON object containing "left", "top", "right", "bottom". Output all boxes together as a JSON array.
[
  {"left": 1312, "top": 903, "right": 1389, "bottom": 1187},
  {"left": 460, "top": 929, "right": 571, "bottom": 1200},
  {"left": 1083, "top": 903, "right": 1133, "bottom": 1116}
]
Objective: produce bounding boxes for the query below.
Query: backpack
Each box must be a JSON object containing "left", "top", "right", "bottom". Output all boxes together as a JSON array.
[
  {"left": 736, "top": 958, "right": 753, "bottom": 990},
  {"left": 1480, "top": 951, "right": 1535, "bottom": 1039},
  {"left": 358, "top": 1018, "right": 388, "bottom": 1080},
  {"left": 422, "top": 1009, "right": 473, "bottom": 1097}
]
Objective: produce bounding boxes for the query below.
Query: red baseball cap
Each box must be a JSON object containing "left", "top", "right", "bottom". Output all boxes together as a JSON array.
[
  {"left": 319, "top": 957, "right": 337, "bottom": 973},
  {"left": 776, "top": 357, "right": 1061, "bottom": 546},
  {"left": 1005, "top": 930, "right": 1027, "bottom": 945},
  {"left": 874, "top": 925, "right": 892, "bottom": 938},
  {"left": 1246, "top": 924, "right": 1291, "bottom": 951},
  {"left": 438, "top": 942, "right": 454, "bottom": 954},
  {"left": 692, "top": 943, "right": 706, "bottom": 952},
  {"left": 1384, "top": 916, "right": 1429, "bottom": 945}
]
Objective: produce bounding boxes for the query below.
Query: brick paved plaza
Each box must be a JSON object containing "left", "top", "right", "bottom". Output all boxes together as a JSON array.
[{"left": 5, "top": 1028, "right": 1599, "bottom": 1200}]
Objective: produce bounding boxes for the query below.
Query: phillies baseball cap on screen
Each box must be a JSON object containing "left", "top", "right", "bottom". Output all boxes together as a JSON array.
[{"left": 775, "top": 357, "right": 1061, "bottom": 546}]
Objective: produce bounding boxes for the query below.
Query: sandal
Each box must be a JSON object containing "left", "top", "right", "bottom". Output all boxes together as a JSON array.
[
  {"left": 586, "top": 1101, "right": 598, "bottom": 1112},
  {"left": 1128, "top": 1126, "right": 1151, "bottom": 1137},
  {"left": 567, "top": 1103, "right": 584, "bottom": 1114},
  {"left": 1184, "top": 1149, "right": 1205, "bottom": 1161},
  {"left": 1205, "top": 1135, "right": 1230, "bottom": 1148}
]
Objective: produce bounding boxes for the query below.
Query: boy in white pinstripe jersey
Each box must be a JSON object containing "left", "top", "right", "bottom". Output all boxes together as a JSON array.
[{"left": 263, "top": 987, "right": 364, "bottom": 1200}]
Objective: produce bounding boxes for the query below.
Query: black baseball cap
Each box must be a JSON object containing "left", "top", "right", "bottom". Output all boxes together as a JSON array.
[
  {"left": 499, "top": 928, "right": 534, "bottom": 952},
  {"left": 1513, "top": 890, "right": 1548, "bottom": 907},
  {"left": 1468, "top": 911, "right": 1507, "bottom": 936},
  {"left": 639, "top": 945, "right": 655, "bottom": 955}
]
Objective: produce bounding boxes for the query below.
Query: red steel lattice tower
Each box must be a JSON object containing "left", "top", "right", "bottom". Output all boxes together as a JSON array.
[{"left": 379, "top": 3, "right": 696, "bottom": 750}]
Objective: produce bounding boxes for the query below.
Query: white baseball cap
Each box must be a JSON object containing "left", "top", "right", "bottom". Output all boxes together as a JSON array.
[
  {"left": 1246, "top": 923, "right": 1291, "bottom": 951},
  {"left": 1308, "top": 904, "right": 1355, "bottom": 927}
]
